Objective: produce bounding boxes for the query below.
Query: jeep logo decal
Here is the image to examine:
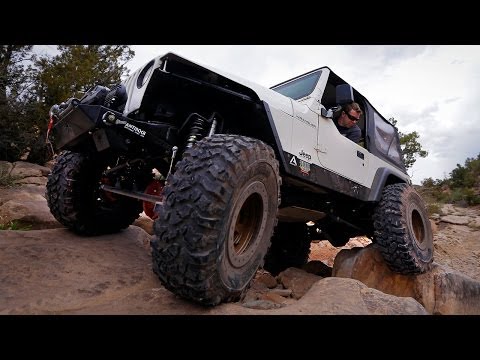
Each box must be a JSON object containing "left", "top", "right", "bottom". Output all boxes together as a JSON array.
[{"left": 299, "top": 150, "right": 312, "bottom": 161}]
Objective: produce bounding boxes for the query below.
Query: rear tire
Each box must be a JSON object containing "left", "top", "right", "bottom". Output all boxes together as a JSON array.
[
  {"left": 151, "top": 135, "right": 281, "bottom": 305},
  {"left": 373, "top": 183, "right": 433, "bottom": 274},
  {"left": 45, "top": 150, "right": 143, "bottom": 235}
]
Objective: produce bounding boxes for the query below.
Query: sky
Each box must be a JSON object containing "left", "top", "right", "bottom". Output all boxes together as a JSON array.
[{"left": 37, "top": 45, "right": 480, "bottom": 185}]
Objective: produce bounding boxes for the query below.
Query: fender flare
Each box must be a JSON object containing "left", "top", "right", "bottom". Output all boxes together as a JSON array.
[{"left": 367, "top": 167, "right": 408, "bottom": 202}]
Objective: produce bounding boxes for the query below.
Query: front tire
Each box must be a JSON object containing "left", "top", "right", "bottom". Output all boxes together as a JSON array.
[
  {"left": 373, "top": 183, "right": 433, "bottom": 274},
  {"left": 45, "top": 150, "right": 143, "bottom": 235},
  {"left": 151, "top": 135, "right": 281, "bottom": 306}
]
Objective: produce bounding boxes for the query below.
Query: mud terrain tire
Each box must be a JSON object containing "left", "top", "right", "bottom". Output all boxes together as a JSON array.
[
  {"left": 46, "top": 150, "right": 142, "bottom": 235},
  {"left": 151, "top": 135, "right": 281, "bottom": 305},
  {"left": 263, "top": 222, "right": 311, "bottom": 275},
  {"left": 373, "top": 183, "right": 433, "bottom": 274}
]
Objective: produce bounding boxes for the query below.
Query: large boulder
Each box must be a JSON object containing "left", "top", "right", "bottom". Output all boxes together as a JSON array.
[
  {"left": 10, "top": 161, "right": 51, "bottom": 178},
  {"left": 0, "top": 184, "right": 60, "bottom": 229},
  {"left": 333, "top": 244, "right": 480, "bottom": 315},
  {"left": 270, "top": 277, "right": 428, "bottom": 315}
]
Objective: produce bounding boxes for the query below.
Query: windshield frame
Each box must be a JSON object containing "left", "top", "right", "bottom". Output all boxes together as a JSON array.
[{"left": 270, "top": 69, "right": 323, "bottom": 100}]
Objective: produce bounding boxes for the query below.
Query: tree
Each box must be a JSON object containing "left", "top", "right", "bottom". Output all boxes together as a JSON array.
[
  {"left": 31, "top": 45, "right": 134, "bottom": 164},
  {"left": 0, "top": 45, "right": 135, "bottom": 164},
  {"left": 36, "top": 45, "right": 134, "bottom": 107},
  {"left": 0, "top": 45, "right": 35, "bottom": 105},
  {"left": 450, "top": 154, "right": 480, "bottom": 188},
  {"left": 390, "top": 117, "right": 428, "bottom": 170},
  {"left": 0, "top": 46, "right": 39, "bottom": 162}
]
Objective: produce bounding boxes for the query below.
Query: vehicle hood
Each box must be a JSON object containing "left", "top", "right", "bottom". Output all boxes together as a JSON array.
[{"left": 123, "top": 52, "right": 293, "bottom": 116}]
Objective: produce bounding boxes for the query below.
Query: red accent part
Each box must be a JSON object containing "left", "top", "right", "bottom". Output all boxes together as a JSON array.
[
  {"left": 46, "top": 116, "right": 55, "bottom": 142},
  {"left": 143, "top": 179, "right": 165, "bottom": 219},
  {"left": 47, "top": 116, "right": 55, "bottom": 131},
  {"left": 100, "top": 177, "right": 117, "bottom": 202}
]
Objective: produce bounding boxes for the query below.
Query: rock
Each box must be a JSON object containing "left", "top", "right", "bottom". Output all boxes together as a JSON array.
[
  {"left": 0, "top": 199, "right": 61, "bottom": 229},
  {"left": 133, "top": 214, "right": 154, "bottom": 236},
  {"left": 259, "top": 292, "right": 295, "bottom": 306},
  {"left": 0, "top": 183, "right": 59, "bottom": 229},
  {"left": 14, "top": 176, "right": 47, "bottom": 186},
  {"left": 272, "top": 278, "right": 428, "bottom": 315},
  {"left": 429, "top": 267, "right": 480, "bottom": 315},
  {"left": 441, "top": 215, "right": 472, "bottom": 225},
  {"left": 269, "top": 288, "right": 293, "bottom": 297},
  {"left": 333, "top": 245, "right": 417, "bottom": 299},
  {"left": 242, "top": 300, "right": 283, "bottom": 310},
  {"left": 10, "top": 161, "right": 51, "bottom": 178},
  {"left": 0, "top": 226, "right": 158, "bottom": 314},
  {"left": 440, "top": 204, "right": 462, "bottom": 216},
  {"left": 302, "top": 260, "right": 332, "bottom": 277},
  {"left": 468, "top": 218, "right": 480, "bottom": 229},
  {"left": 277, "top": 267, "right": 322, "bottom": 299},
  {"left": 430, "top": 213, "right": 441, "bottom": 221},
  {"left": 256, "top": 273, "right": 278, "bottom": 289},
  {"left": 333, "top": 244, "right": 480, "bottom": 314}
]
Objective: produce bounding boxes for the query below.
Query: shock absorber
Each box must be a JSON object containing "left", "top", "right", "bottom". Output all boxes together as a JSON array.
[{"left": 186, "top": 113, "right": 209, "bottom": 148}]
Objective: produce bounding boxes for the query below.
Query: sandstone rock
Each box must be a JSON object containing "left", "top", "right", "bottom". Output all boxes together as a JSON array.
[
  {"left": 11, "top": 161, "right": 50, "bottom": 178},
  {"left": 441, "top": 215, "right": 472, "bottom": 225},
  {"left": 468, "top": 218, "right": 480, "bottom": 229},
  {"left": 0, "top": 226, "right": 157, "bottom": 314},
  {"left": 277, "top": 267, "right": 322, "bottom": 299},
  {"left": 14, "top": 176, "right": 47, "bottom": 186},
  {"left": 242, "top": 299, "right": 283, "bottom": 310},
  {"left": 333, "top": 244, "right": 480, "bottom": 314},
  {"left": 256, "top": 273, "right": 278, "bottom": 289},
  {"left": 302, "top": 260, "right": 332, "bottom": 277},
  {"left": 133, "top": 214, "right": 154, "bottom": 236},
  {"left": 272, "top": 277, "right": 427, "bottom": 315},
  {"left": 0, "top": 199, "right": 61, "bottom": 229}
]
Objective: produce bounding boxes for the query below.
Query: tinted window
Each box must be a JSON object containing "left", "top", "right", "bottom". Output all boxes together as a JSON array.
[
  {"left": 373, "top": 112, "right": 402, "bottom": 165},
  {"left": 271, "top": 70, "right": 322, "bottom": 100}
]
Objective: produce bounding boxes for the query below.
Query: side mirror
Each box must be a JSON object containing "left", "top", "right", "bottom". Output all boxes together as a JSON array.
[
  {"left": 336, "top": 84, "right": 354, "bottom": 105},
  {"left": 321, "top": 107, "right": 333, "bottom": 118}
]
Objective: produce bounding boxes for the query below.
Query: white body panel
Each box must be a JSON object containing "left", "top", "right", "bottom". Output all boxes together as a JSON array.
[
  {"left": 122, "top": 53, "right": 407, "bottom": 190},
  {"left": 316, "top": 116, "right": 368, "bottom": 185},
  {"left": 123, "top": 56, "right": 164, "bottom": 117},
  {"left": 290, "top": 101, "right": 320, "bottom": 171}
]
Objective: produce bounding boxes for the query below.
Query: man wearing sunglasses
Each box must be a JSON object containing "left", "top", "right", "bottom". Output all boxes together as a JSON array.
[{"left": 334, "top": 102, "right": 363, "bottom": 144}]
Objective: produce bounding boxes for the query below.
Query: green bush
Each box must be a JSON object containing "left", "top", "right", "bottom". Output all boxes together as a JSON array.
[
  {"left": 450, "top": 188, "right": 480, "bottom": 206},
  {"left": 426, "top": 202, "right": 442, "bottom": 216},
  {"left": 0, "top": 220, "right": 32, "bottom": 231}
]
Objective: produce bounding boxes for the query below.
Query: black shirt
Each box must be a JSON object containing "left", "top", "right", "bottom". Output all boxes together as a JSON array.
[{"left": 334, "top": 119, "right": 362, "bottom": 143}]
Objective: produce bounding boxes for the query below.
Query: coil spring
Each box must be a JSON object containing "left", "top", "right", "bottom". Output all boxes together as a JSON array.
[{"left": 186, "top": 114, "right": 209, "bottom": 148}]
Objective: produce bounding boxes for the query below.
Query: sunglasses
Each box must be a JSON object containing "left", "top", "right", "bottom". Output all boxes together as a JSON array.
[{"left": 344, "top": 111, "right": 360, "bottom": 122}]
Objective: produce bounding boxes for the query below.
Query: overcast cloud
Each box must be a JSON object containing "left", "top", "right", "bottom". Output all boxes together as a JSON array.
[{"left": 36, "top": 45, "right": 479, "bottom": 185}]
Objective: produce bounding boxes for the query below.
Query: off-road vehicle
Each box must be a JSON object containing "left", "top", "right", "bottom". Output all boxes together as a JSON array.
[{"left": 46, "top": 52, "right": 433, "bottom": 306}]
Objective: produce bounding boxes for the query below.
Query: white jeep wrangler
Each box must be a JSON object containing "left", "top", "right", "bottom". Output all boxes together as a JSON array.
[{"left": 46, "top": 52, "right": 434, "bottom": 306}]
